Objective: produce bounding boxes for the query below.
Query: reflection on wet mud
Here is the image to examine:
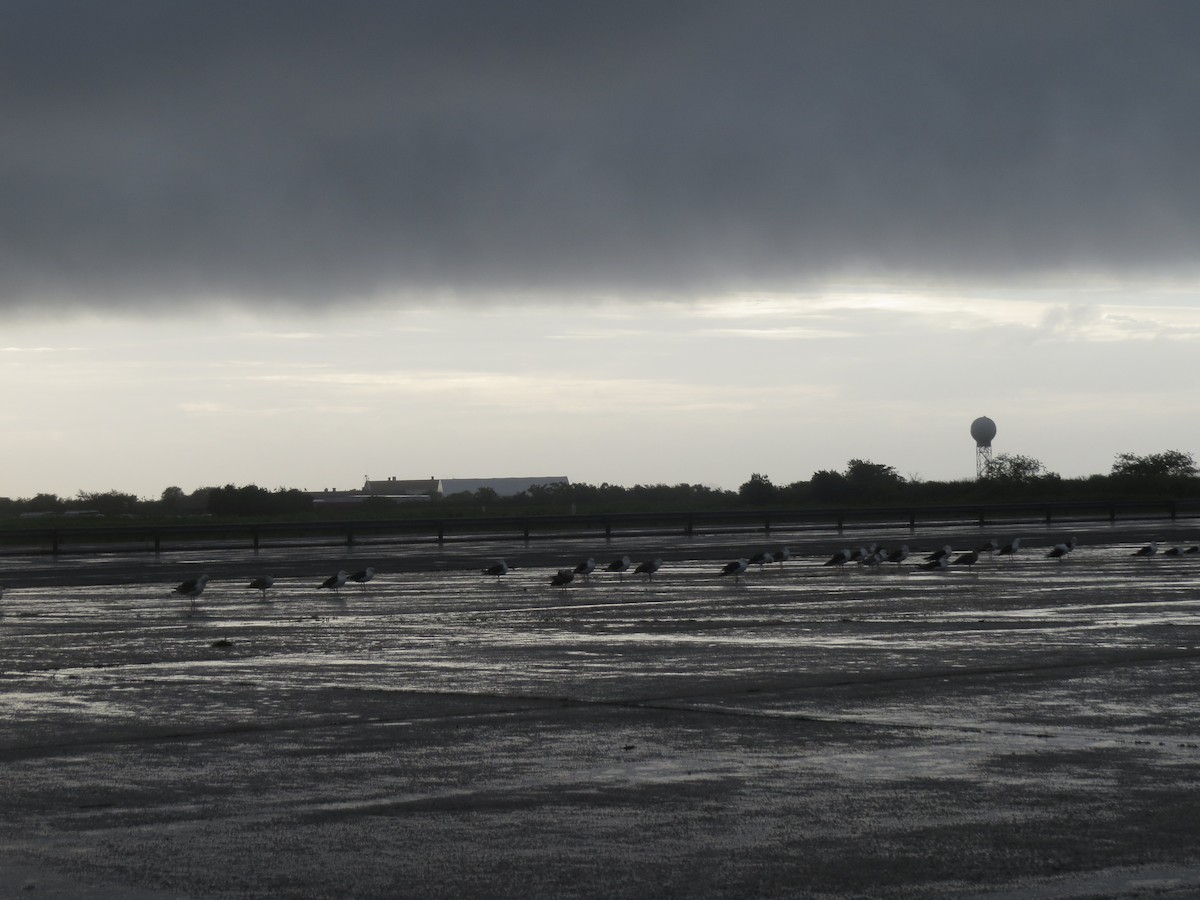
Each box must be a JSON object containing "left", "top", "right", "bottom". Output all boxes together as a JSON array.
[{"left": 2, "top": 528, "right": 1200, "bottom": 897}]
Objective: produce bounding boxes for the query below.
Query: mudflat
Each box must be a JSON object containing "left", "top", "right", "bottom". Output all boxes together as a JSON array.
[{"left": 2, "top": 530, "right": 1199, "bottom": 898}]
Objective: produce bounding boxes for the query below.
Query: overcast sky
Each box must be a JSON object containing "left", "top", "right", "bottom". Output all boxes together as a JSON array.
[{"left": 3, "top": 2, "right": 1199, "bottom": 499}]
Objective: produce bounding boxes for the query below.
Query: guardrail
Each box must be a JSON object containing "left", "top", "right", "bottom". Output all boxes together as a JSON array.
[{"left": 2, "top": 498, "right": 1198, "bottom": 557}]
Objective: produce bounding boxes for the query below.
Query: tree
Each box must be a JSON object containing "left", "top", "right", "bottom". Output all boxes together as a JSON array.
[
  {"left": 25, "top": 493, "right": 64, "bottom": 513},
  {"left": 843, "top": 459, "right": 905, "bottom": 499},
  {"left": 981, "top": 453, "right": 1058, "bottom": 484},
  {"left": 1111, "top": 450, "right": 1198, "bottom": 478},
  {"left": 738, "top": 473, "right": 777, "bottom": 505},
  {"left": 161, "top": 486, "right": 185, "bottom": 512},
  {"left": 809, "top": 460, "right": 904, "bottom": 503},
  {"left": 809, "top": 469, "right": 849, "bottom": 503},
  {"left": 75, "top": 490, "right": 139, "bottom": 516}
]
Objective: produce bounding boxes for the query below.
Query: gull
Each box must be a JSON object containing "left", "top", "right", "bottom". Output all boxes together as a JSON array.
[
  {"left": 925, "top": 545, "right": 952, "bottom": 562},
  {"left": 573, "top": 558, "right": 596, "bottom": 581},
  {"left": 998, "top": 538, "right": 1022, "bottom": 558},
  {"left": 886, "top": 545, "right": 910, "bottom": 567},
  {"left": 174, "top": 573, "right": 210, "bottom": 609},
  {"left": 550, "top": 568, "right": 575, "bottom": 587},
  {"left": 850, "top": 544, "right": 878, "bottom": 563},
  {"left": 775, "top": 547, "right": 792, "bottom": 568},
  {"left": 635, "top": 558, "right": 663, "bottom": 581},
  {"left": 320, "top": 570, "right": 349, "bottom": 594},
  {"left": 350, "top": 567, "right": 375, "bottom": 590},
  {"left": 606, "top": 556, "right": 632, "bottom": 580},
  {"left": 951, "top": 549, "right": 980, "bottom": 569},
  {"left": 247, "top": 576, "right": 274, "bottom": 600},
  {"left": 917, "top": 557, "right": 949, "bottom": 572},
  {"left": 976, "top": 539, "right": 1000, "bottom": 554},
  {"left": 748, "top": 551, "right": 775, "bottom": 569},
  {"left": 482, "top": 560, "right": 509, "bottom": 579},
  {"left": 1185, "top": 545, "right": 1200, "bottom": 554},
  {"left": 1134, "top": 542, "right": 1158, "bottom": 559},
  {"left": 823, "top": 549, "right": 852, "bottom": 570},
  {"left": 1163, "top": 546, "right": 1183, "bottom": 557},
  {"left": 720, "top": 558, "right": 750, "bottom": 582},
  {"left": 861, "top": 549, "right": 886, "bottom": 569},
  {"left": 1047, "top": 538, "right": 1077, "bottom": 560}
]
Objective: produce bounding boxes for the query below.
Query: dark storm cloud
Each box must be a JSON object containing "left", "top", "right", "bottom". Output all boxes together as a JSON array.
[{"left": 3, "top": 1, "right": 1199, "bottom": 310}]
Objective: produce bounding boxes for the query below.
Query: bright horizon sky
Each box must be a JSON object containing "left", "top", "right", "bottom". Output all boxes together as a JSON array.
[{"left": 3, "top": 3, "right": 1199, "bottom": 500}]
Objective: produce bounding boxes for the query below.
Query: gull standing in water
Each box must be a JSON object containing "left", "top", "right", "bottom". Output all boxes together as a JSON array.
[
  {"left": 823, "top": 548, "right": 852, "bottom": 571},
  {"left": 607, "top": 556, "right": 632, "bottom": 580},
  {"left": 320, "top": 570, "right": 349, "bottom": 594},
  {"left": 248, "top": 576, "right": 274, "bottom": 600},
  {"left": 635, "top": 558, "right": 663, "bottom": 581},
  {"left": 174, "top": 574, "right": 210, "bottom": 609},
  {"left": 482, "top": 560, "right": 509, "bottom": 579},
  {"left": 550, "top": 568, "right": 575, "bottom": 587},
  {"left": 749, "top": 551, "right": 775, "bottom": 570},
  {"left": 998, "top": 538, "right": 1022, "bottom": 558},
  {"left": 573, "top": 558, "right": 596, "bottom": 582},
  {"left": 350, "top": 567, "right": 375, "bottom": 591},
  {"left": 1134, "top": 542, "right": 1158, "bottom": 560},
  {"left": 720, "top": 558, "right": 750, "bottom": 582},
  {"left": 951, "top": 549, "right": 980, "bottom": 569},
  {"left": 1047, "top": 538, "right": 1077, "bottom": 560}
]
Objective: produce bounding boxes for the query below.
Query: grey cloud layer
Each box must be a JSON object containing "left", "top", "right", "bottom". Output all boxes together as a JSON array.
[{"left": 3, "top": 1, "right": 1199, "bottom": 309}]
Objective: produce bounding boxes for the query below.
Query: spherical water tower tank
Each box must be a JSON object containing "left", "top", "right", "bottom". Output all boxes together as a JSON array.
[
  {"left": 971, "top": 416, "right": 997, "bottom": 478},
  {"left": 971, "top": 416, "right": 997, "bottom": 448}
]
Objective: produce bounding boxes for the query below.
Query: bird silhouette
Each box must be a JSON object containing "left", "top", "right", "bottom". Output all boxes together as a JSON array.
[
  {"left": 635, "top": 558, "right": 663, "bottom": 580},
  {"left": 748, "top": 551, "right": 775, "bottom": 569},
  {"left": 482, "top": 560, "right": 509, "bottom": 579},
  {"left": 951, "top": 550, "right": 980, "bottom": 568},
  {"left": 823, "top": 549, "right": 852, "bottom": 570},
  {"left": 573, "top": 558, "right": 596, "bottom": 581},
  {"left": 320, "top": 570, "right": 349, "bottom": 593},
  {"left": 350, "top": 567, "right": 375, "bottom": 590},
  {"left": 720, "top": 558, "right": 750, "bottom": 582},
  {"left": 550, "top": 568, "right": 575, "bottom": 587},
  {"left": 606, "top": 556, "right": 632, "bottom": 580},
  {"left": 247, "top": 576, "right": 274, "bottom": 599},
  {"left": 174, "top": 574, "right": 210, "bottom": 608},
  {"left": 1047, "top": 538, "right": 1077, "bottom": 560}
]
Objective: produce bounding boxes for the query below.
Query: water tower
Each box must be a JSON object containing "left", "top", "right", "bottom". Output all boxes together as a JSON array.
[{"left": 971, "top": 416, "right": 997, "bottom": 478}]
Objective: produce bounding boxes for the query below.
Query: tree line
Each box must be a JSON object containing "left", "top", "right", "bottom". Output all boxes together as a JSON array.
[{"left": 1, "top": 450, "right": 1196, "bottom": 521}]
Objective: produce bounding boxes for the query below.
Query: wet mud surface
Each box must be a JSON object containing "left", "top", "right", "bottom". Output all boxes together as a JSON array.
[{"left": 2, "top": 527, "right": 1200, "bottom": 898}]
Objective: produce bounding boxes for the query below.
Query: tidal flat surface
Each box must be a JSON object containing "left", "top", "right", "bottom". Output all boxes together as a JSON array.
[{"left": 2, "top": 529, "right": 1200, "bottom": 899}]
